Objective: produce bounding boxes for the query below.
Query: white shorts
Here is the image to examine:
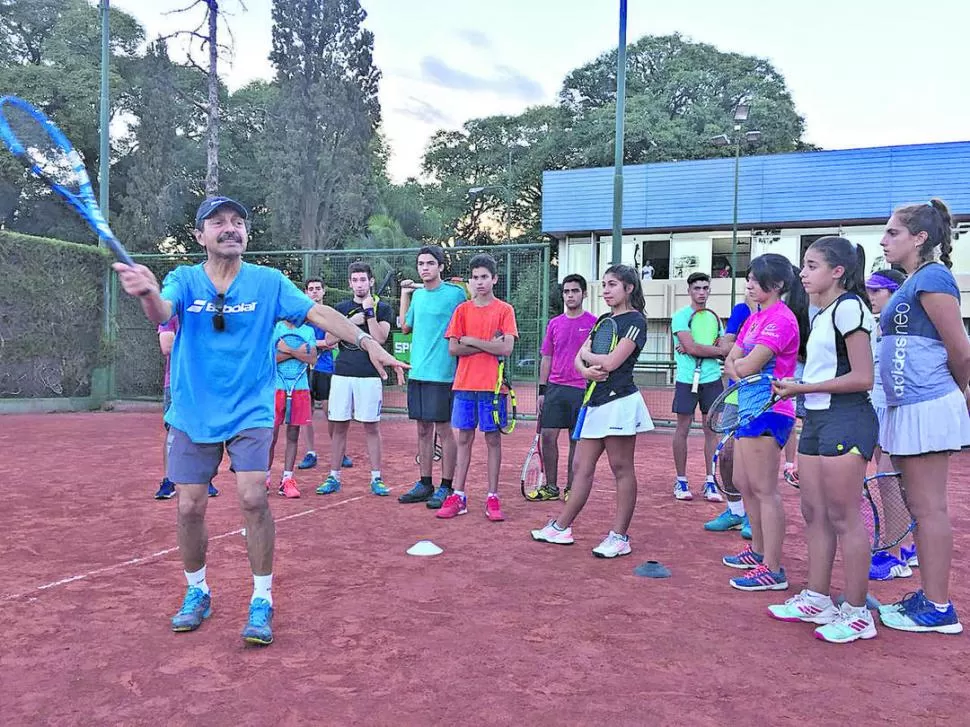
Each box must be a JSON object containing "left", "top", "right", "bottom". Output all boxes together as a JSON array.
[
  {"left": 328, "top": 376, "right": 383, "bottom": 423},
  {"left": 579, "top": 392, "right": 654, "bottom": 439}
]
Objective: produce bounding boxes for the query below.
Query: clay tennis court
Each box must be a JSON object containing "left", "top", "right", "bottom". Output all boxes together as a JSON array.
[{"left": 3, "top": 409, "right": 969, "bottom": 725}]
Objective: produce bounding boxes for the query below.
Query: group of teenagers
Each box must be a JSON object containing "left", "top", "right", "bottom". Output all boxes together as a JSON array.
[
  {"left": 117, "top": 194, "right": 967, "bottom": 647},
  {"left": 551, "top": 197, "right": 968, "bottom": 645}
]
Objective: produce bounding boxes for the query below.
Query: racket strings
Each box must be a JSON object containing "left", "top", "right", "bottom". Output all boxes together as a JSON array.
[
  {"left": 590, "top": 320, "right": 617, "bottom": 354},
  {"left": 278, "top": 336, "right": 309, "bottom": 379},
  {"left": 2, "top": 103, "right": 84, "bottom": 191},
  {"left": 864, "top": 474, "right": 913, "bottom": 549}
]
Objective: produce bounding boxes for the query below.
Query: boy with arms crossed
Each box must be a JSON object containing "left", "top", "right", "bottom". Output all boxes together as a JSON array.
[
  {"left": 438, "top": 254, "right": 518, "bottom": 521},
  {"left": 317, "top": 262, "right": 394, "bottom": 496},
  {"left": 396, "top": 246, "right": 468, "bottom": 507},
  {"left": 527, "top": 274, "right": 596, "bottom": 502}
]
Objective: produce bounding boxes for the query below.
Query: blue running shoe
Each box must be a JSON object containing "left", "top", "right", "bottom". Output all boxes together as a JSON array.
[
  {"left": 426, "top": 485, "right": 453, "bottom": 510},
  {"left": 370, "top": 477, "right": 390, "bottom": 496},
  {"left": 704, "top": 509, "right": 744, "bottom": 532},
  {"left": 900, "top": 544, "right": 919, "bottom": 568},
  {"left": 740, "top": 514, "right": 752, "bottom": 540},
  {"left": 342, "top": 455, "right": 353, "bottom": 468},
  {"left": 155, "top": 478, "right": 176, "bottom": 500},
  {"left": 297, "top": 452, "right": 318, "bottom": 470},
  {"left": 171, "top": 587, "right": 211, "bottom": 632},
  {"left": 241, "top": 598, "right": 274, "bottom": 645},
  {"left": 398, "top": 481, "right": 434, "bottom": 503},
  {"left": 730, "top": 564, "right": 788, "bottom": 592},
  {"left": 207, "top": 482, "right": 219, "bottom": 497},
  {"left": 316, "top": 475, "right": 341, "bottom": 495},
  {"left": 869, "top": 551, "right": 913, "bottom": 581},
  {"left": 722, "top": 545, "right": 764, "bottom": 570},
  {"left": 879, "top": 590, "right": 963, "bottom": 634}
]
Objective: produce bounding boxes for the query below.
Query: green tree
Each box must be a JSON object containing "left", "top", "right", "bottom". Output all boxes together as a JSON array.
[
  {"left": 0, "top": 0, "right": 143, "bottom": 241},
  {"left": 267, "top": 0, "right": 382, "bottom": 250}
]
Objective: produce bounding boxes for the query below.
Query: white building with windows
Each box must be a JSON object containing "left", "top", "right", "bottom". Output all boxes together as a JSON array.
[{"left": 542, "top": 141, "right": 970, "bottom": 326}]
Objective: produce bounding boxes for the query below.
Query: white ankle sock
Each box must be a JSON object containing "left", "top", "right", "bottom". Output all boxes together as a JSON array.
[
  {"left": 727, "top": 500, "right": 745, "bottom": 516},
  {"left": 282, "top": 470, "right": 293, "bottom": 480},
  {"left": 306, "top": 450, "right": 315, "bottom": 457},
  {"left": 252, "top": 574, "right": 272, "bottom": 605},
  {"left": 329, "top": 470, "right": 340, "bottom": 480},
  {"left": 371, "top": 470, "right": 382, "bottom": 481},
  {"left": 185, "top": 566, "right": 209, "bottom": 595}
]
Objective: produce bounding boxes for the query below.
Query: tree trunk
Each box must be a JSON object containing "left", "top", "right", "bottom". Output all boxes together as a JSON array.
[{"left": 205, "top": 1, "right": 219, "bottom": 196}]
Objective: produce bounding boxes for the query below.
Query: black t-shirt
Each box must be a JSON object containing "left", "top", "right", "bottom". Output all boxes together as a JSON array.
[
  {"left": 588, "top": 311, "right": 647, "bottom": 406},
  {"left": 333, "top": 298, "right": 394, "bottom": 378}
]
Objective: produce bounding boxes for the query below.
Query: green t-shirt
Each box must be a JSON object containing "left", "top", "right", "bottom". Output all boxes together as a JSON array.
[{"left": 671, "top": 305, "right": 724, "bottom": 385}]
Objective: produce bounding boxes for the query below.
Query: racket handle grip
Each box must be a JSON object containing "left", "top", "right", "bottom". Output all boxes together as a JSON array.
[
  {"left": 571, "top": 409, "right": 587, "bottom": 441},
  {"left": 691, "top": 372, "right": 700, "bottom": 394}
]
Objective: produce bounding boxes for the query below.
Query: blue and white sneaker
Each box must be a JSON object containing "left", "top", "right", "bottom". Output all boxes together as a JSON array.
[
  {"left": 674, "top": 480, "right": 693, "bottom": 501},
  {"left": 740, "top": 515, "right": 752, "bottom": 540},
  {"left": 154, "top": 478, "right": 176, "bottom": 500},
  {"left": 370, "top": 477, "right": 390, "bottom": 496},
  {"left": 207, "top": 482, "right": 219, "bottom": 497},
  {"left": 241, "top": 598, "right": 274, "bottom": 645},
  {"left": 171, "top": 587, "right": 211, "bottom": 632},
  {"left": 869, "top": 551, "right": 913, "bottom": 581},
  {"left": 900, "top": 544, "right": 919, "bottom": 568},
  {"left": 879, "top": 590, "right": 962, "bottom": 634},
  {"left": 297, "top": 452, "right": 318, "bottom": 470},
  {"left": 342, "top": 455, "right": 353, "bottom": 468},
  {"left": 704, "top": 509, "right": 744, "bottom": 532}
]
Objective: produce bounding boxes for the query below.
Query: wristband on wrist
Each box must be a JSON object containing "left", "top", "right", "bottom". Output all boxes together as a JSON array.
[
  {"left": 364, "top": 307, "right": 375, "bottom": 319},
  {"left": 356, "top": 330, "right": 374, "bottom": 347},
  {"left": 538, "top": 384, "right": 547, "bottom": 396}
]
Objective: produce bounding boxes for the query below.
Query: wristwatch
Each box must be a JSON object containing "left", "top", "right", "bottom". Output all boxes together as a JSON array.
[{"left": 356, "top": 330, "right": 374, "bottom": 348}]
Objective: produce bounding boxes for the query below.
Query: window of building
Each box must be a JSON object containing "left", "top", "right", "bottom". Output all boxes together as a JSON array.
[
  {"left": 712, "top": 236, "right": 751, "bottom": 278},
  {"left": 637, "top": 240, "right": 669, "bottom": 280}
]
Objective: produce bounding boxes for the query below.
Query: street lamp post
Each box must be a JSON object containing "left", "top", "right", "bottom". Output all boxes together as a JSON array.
[{"left": 711, "top": 103, "right": 761, "bottom": 307}]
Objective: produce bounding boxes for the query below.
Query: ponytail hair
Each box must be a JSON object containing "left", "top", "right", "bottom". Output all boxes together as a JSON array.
[
  {"left": 808, "top": 236, "right": 871, "bottom": 309},
  {"left": 786, "top": 263, "right": 811, "bottom": 360},
  {"left": 603, "top": 264, "right": 646, "bottom": 315},
  {"left": 894, "top": 198, "right": 954, "bottom": 268}
]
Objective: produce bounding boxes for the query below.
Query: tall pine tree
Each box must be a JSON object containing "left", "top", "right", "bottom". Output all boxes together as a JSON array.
[{"left": 267, "top": 0, "right": 381, "bottom": 250}]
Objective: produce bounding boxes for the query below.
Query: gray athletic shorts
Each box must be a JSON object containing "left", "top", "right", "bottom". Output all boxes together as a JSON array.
[{"left": 166, "top": 427, "right": 272, "bottom": 484}]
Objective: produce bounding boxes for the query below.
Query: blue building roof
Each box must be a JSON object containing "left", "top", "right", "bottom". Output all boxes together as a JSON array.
[{"left": 541, "top": 141, "right": 970, "bottom": 236}]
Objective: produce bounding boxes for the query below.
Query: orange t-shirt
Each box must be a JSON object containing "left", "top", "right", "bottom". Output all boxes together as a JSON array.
[{"left": 444, "top": 298, "right": 519, "bottom": 392}]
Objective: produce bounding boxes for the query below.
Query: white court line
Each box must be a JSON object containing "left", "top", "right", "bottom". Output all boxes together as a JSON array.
[{"left": 2, "top": 493, "right": 372, "bottom": 603}]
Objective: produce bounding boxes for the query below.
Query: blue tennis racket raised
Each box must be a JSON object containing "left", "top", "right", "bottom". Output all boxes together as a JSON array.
[{"left": 0, "top": 95, "right": 135, "bottom": 266}]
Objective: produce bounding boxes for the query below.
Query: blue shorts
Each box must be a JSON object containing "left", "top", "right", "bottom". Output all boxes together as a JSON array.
[
  {"left": 735, "top": 411, "right": 794, "bottom": 449},
  {"left": 451, "top": 391, "right": 507, "bottom": 433}
]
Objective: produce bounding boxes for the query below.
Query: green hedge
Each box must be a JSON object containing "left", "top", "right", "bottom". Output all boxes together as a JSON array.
[{"left": 0, "top": 232, "right": 109, "bottom": 398}]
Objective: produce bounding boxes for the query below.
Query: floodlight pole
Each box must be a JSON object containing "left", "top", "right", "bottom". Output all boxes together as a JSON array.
[
  {"left": 99, "top": 0, "right": 113, "bottom": 397},
  {"left": 611, "top": 0, "right": 627, "bottom": 266},
  {"left": 731, "top": 126, "right": 741, "bottom": 307}
]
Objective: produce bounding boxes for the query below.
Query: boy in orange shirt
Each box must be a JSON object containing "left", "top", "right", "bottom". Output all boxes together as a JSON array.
[{"left": 438, "top": 254, "right": 518, "bottom": 521}]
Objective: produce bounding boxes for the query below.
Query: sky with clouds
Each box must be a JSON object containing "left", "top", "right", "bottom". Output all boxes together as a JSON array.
[{"left": 109, "top": 0, "right": 969, "bottom": 182}]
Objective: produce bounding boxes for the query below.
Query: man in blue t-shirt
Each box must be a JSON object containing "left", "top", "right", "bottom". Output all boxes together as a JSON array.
[
  {"left": 395, "top": 245, "right": 469, "bottom": 505},
  {"left": 113, "top": 197, "right": 406, "bottom": 647},
  {"left": 297, "top": 278, "right": 352, "bottom": 471}
]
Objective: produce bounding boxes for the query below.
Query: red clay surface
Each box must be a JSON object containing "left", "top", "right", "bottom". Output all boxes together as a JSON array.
[{"left": 2, "top": 411, "right": 970, "bottom": 725}]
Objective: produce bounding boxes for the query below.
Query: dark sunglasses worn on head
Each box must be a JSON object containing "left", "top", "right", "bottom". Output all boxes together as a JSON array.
[{"left": 212, "top": 293, "right": 226, "bottom": 332}]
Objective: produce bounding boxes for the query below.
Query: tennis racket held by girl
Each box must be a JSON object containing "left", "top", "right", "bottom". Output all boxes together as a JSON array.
[{"left": 571, "top": 315, "right": 619, "bottom": 441}]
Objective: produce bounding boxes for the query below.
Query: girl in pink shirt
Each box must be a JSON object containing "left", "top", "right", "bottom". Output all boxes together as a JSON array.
[{"left": 722, "top": 254, "right": 807, "bottom": 592}]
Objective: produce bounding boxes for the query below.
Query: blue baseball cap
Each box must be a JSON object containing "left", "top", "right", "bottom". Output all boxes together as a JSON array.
[{"left": 195, "top": 196, "right": 249, "bottom": 227}]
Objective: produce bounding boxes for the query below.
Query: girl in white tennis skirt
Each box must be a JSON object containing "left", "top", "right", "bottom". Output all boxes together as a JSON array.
[
  {"left": 531, "top": 264, "right": 653, "bottom": 558},
  {"left": 874, "top": 199, "right": 970, "bottom": 635}
]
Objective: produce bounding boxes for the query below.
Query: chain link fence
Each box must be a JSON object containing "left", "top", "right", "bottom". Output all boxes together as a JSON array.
[{"left": 112, "top": 243, "right": 552, "bottom": 417}]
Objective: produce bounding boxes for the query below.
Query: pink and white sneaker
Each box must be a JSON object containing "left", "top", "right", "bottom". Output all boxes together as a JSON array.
[
  {"left": 436, "top": 493, "right": 467, "bottom": 519},
  {"left": 531, "top": 520, "right": 574, "bottom": 545},
  {"left": 485, "top": 494, "right": 504, "bottom": 522}
]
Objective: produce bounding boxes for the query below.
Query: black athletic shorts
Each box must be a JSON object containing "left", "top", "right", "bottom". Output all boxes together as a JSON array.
[
  {"left": 540, "top": 383, "right": 585, "bottom": 430},
  {"left": 310, "top": 370, "right": 332, "bottom": 402},
  {"left": 798, "top": 404, "right": 879, "bottom": 460},
  {"left": 672, "top": 380, "right": 723, "bottom": 416},
  {"left": 407, "top": 379, "right": 454, "bottom": 423}
]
